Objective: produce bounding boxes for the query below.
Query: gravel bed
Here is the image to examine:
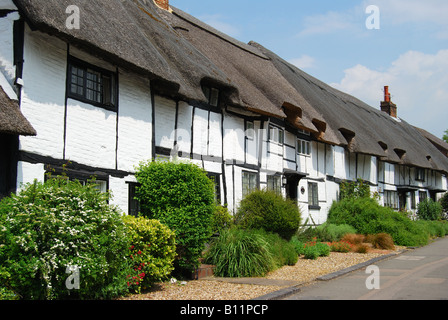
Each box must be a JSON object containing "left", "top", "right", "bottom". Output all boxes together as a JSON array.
[{"left": 121, "top": 250, "right": 401, "bottom": 301}]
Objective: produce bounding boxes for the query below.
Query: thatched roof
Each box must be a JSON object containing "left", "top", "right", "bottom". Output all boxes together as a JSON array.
[
  {"left": 254, "top": 42, "right": 448, "bottom": 173},
  {"left": 415, "top": 127, "right": 448, "bottom": 158},
  {"left": 12, "top": 0, "right": 448, "bottom": 174},
  {"left": 13, "top": 0, "right": 237, "bottom": 103},
  {"left": 160, "top": 6, "right": 448, "bottom": 173},
  {"left": 160, "top": 7, "right": 331, "bottom": 135},
  {"left": 0, "top": 86, "right": 36, "bottom": 136}
]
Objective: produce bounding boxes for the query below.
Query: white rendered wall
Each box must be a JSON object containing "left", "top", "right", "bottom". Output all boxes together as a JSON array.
[
  {"left": 117, "top": 70, "right": 152, "bottom": 172},
  {"left": 154, "top": 95, "right": 176, "bottom": 150},
  {"left": 19, "top": 27, "right": 67, "bottom": 159},
  {"left": 16, "top": 161, "right": 45, "bottom": 191},
  {"left": 208, "top": 112, "right": 222, "bottom": 158},
  {"left": 65, "top": 99, "right": 117, "bottom": 169},
  {"left": 223, "top": 113, "right": 245, "bottom": 163},
  {"left": 176, "top": 102, "right": 193, "bottom": 157},
  {"left": 192, "top": 108, "right": 209, "bottom": 156}
]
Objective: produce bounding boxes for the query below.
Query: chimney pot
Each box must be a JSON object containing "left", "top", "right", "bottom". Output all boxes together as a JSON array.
[
  {"left": 384, "top": 86, "right": 390, "bottom": 102},
  {"left": 381, "top": 85, "right": 397, "bottom": 118}
]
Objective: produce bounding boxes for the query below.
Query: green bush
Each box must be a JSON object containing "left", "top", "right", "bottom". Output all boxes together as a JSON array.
[
  {"left": 135, "top": 160, "right": 216, "bottom": 275},
  {"left": 417, "top": 199, "right": 443, "bottom": 221},
  {"left": 264, "top": 232, "right": 298, "bottom": 268},
  {"left": 415, "top": 220, "right": 448, "bottom": 238},
  {"left": 290, "top": 237, "right": 330, "bottom": 259},
  {"left": 290, "top": 236, "right": 306, "bottom": 255},
  {"left": 328, "top": 197, "right": 430, "bottom": 247},
  {"left": 0, "top": 178, "right": 130, "bottom": 300},
  {"left": 314, "top": 223, "right": 357, "bottom": 242},
  {"left": 122, "top": 216, "right": 176, "bottom": 293},
  {"left": 235, "top": 189, "right": 301, "bottom": 240},
  {"left": 303, "top": 242, "right": 330, "bottom": 260},
  {"left": 204, "top": 228, "right": 298, "bottom": 278},
  {"left": 210, "top": 205, "right": 234, "bottom": 235},
  {"left": 339, "top": 179, "right": 371, "bottom": 200},
  {"left": 440, "top": 193, "right": 448, "bottom": 213}
]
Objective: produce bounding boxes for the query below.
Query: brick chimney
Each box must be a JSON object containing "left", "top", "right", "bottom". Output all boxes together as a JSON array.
[
  {"left": 154, "top": 0, "right": 169, "bottom": 10},
  {"left": 380, "top": 86, "right": 397, "bottom": 118}
]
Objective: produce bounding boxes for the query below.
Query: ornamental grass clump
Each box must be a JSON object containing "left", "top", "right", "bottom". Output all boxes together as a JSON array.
[
  {"left": 204, "top": 228, "right": 275, "bottom": 278},
  {"left": 0, "top": 178, "right": 131, "bottom": 300},
  {"left": 204, "top": 228, "right": 298, "bottom": 278}
]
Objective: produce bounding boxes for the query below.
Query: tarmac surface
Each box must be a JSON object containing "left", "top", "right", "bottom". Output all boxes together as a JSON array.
[{"left": 254, "top": 236, "right": 448, "bottom": 300}]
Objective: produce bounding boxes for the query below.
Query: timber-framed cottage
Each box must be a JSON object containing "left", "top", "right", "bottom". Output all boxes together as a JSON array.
[{"left": 1, "top": 0, "right": 447, "bottom": 224}]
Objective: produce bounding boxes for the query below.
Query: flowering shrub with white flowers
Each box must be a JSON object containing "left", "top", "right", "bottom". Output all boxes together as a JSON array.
[{"left": 0, "top": 178, "right": 131, "bottom": 300}]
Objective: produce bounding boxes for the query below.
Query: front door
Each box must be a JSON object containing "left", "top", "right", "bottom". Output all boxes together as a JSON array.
[
  {"left": 285, "top": 175, "right": 300, "bottom": 202},
  {"left": 398, "top": 191, "right": 407, "bottom": 211}
]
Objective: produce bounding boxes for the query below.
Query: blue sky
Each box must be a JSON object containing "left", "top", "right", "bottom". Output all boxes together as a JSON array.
[{"left": 169, "top": 0, "right": 448, "bottom": 139}]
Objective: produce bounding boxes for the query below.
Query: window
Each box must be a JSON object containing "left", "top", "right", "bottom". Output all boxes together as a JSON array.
[
  {"left": 202, "top": 85, "right": 220, "bottom": 107},
  {"left": 68, "top": 57, "right": 118, "bottom": 111},
  {"left": 267, "top": 175, "right": 282, "bottom": 194},
  {"left": 384, "top": 191, "right": 399, "bottom": 209},
  {"left": 207, "top": 172, "right": 221, "bottom": 204},
  {"left": 415, "top": 168, "right": 425, "bottom": 181},
  {"left": 308, "top": 182, "right": 319, "bottom": 208},
  {"left": 297, "top": 139, "right": 311, "bottom": 156},
  {"left": 242, "top": 171, "right": 258, "bottom": 198},
  {"left": 419, "top": 191, "right": 428, "bottom": 202},
  {"left": 128, "top": 183, "right": 141, "bottom": 217},
  {"left": 90, "top": 179, "right": 107, "bottom": 193},
  {"left": 45, "top": 169, "right": 108, "bottom": 193},
  {"left": 246, "top": 121, "right": 255, "bottom": 140},
  {"left": 269, "top": 125, "right": 284, "bottom": 144}
]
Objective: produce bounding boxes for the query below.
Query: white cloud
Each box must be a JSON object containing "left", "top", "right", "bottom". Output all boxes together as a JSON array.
[
  {"left": 331, "top": 49, "right": 448, "bottom": 138},
  {"left": 288, "top": 55, "right": 316, "bottom": 70}
]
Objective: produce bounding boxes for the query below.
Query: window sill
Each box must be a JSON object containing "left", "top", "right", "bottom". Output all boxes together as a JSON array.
[
  {"left": 308, "top": 205, "right": 321, "bottom": 210},
  {"left": 68, "top": 95, "right": 117, "bottom": 113}
]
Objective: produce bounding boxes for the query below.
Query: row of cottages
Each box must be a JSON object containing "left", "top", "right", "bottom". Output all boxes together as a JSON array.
[{"left": 1, "top": 0, "right": 448, "bottom": 224}]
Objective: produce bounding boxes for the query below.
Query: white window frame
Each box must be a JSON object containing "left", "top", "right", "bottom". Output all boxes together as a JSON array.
[
  {"left": 297, "top": 139, "right": 311, "bottom": 156},
  {"left": 267, "top": 175, "right": 282, "bottom": 194},
  {"left": 269, "top": 125, "right": 284, "bottom": 145},
  {"left": 242, "top": 171, "right": 258, "bottom": 198}
]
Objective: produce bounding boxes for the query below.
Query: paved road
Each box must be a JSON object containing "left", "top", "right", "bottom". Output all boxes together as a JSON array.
[{"left": 284, "top": 236, "right": 448, "bottom": 300}]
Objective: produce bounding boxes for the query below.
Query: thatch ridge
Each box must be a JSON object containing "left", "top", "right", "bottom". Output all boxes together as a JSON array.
[{"left": 13, "top": 0, "right": 237, "bottom": 103}]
